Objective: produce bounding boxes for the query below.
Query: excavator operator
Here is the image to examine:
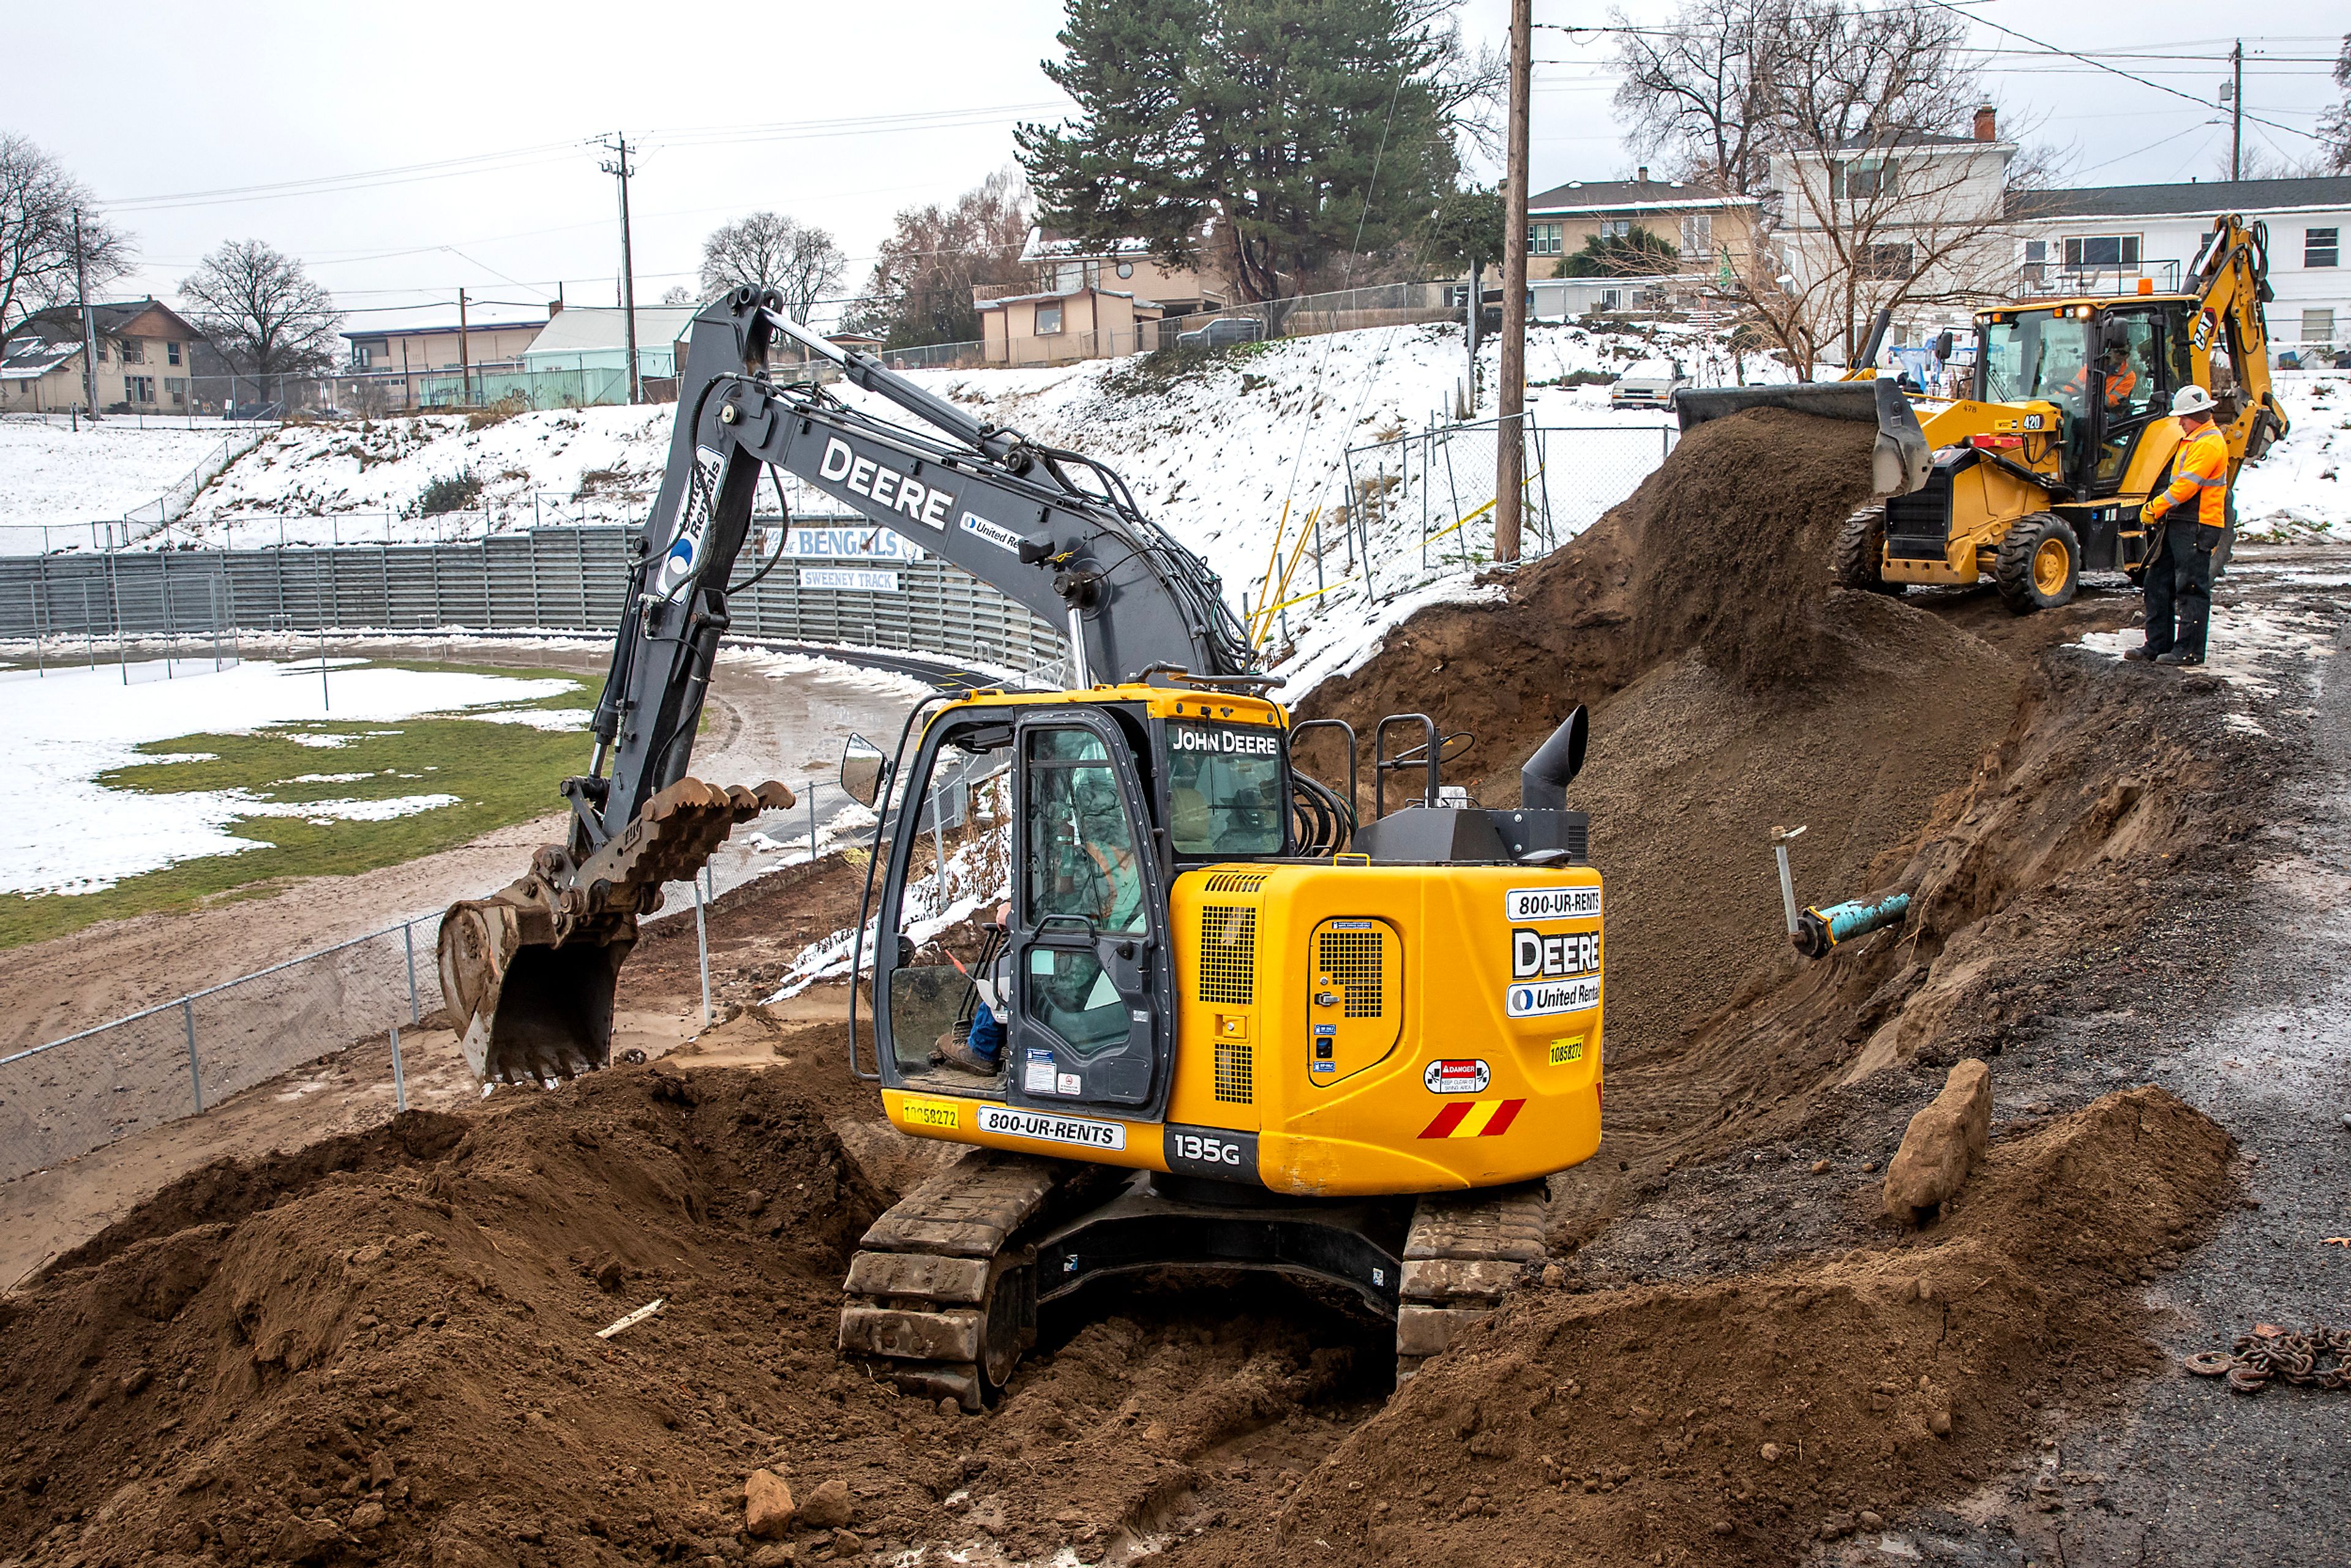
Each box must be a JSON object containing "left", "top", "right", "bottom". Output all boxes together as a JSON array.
[{"left": 2128, "top": 382, "right": 2229, "bottom": 667}]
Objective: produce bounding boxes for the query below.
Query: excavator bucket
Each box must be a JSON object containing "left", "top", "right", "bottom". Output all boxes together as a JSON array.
[
  {"left": 437, "top": 776, "right": 794, "bottom": 1085},
  {"left": 1675, "top": 378, "right": 1932, "bottom": 498}
]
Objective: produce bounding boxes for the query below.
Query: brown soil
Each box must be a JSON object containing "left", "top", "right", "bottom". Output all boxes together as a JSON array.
[{"left": 0, "top": 406, "right": 2273, "bottom": 1568}]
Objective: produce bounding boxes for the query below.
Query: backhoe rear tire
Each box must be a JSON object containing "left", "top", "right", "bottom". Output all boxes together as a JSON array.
[
  {"left": 1994, "top": 513, "right": 2079, "bottom": 614},
  {"left": 1832, "top": 507, "right": 1902, "bottom": 593}
]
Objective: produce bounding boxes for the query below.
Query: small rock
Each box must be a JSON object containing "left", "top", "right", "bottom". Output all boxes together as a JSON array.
[
  {"left": 1820, "top": 1512, "right": 1856, "bottom": 1540},
  {"left": 830, "top": 1529, "right": 861, "bottom": 1556},
  {"left": 351, "top": 1244, "right": 386, "bottom": 1266},
  {"left": 1884, "top": 1059, "right": 1992, "bottom": 1227},
  {"left": 1143, "top": 1420, "right": 1169, "bottom": 1442},
  {"left": 749, "top": 1546, "right": 798, "bottom": 1568},
  {"left": 1760, "top": 1443, "right": 1782, "bottom": 1463},
  {"left": 1929, "top": 1409, "right": 1953, "bottom": 1437},
  {"left": 1712, "top": 1520, "right": 1735, "bottom": 1536},
  {"left": 797, "top": 1478, "right": 853, "bottom": 1531},
  {"left": 350, "top": 1502, "right": 386, "bottom": 1531},
  {"left": 1862, "top": 1159, "right": 1880, "bottom": 1173},
  {"left": 1540, "top": 1262, "right": 1565, "bottom": 1288},
  {"left": 936, "top": 1397, "right": 959, "bottom": 1417},
  {"left": 743, "top": 1469, "right": 795, "bottom": 1539},
  {"left": 744, "top": 1190, "right": 768, "bottom": 1215},
  {"left": 1859, "top": 1510, "right": 1884, "bottom": 1529},
  {"left": 1811, "top": 1159, "right": 1832, "bottom": 1174},
  {"left": 595, "top": 1258, "right": 628, "bottom": 1294}
]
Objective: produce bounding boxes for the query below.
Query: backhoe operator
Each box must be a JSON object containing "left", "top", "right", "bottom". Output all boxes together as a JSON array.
[{"left": 2129, "top": 383, "right": 2229, "bottom": 668}]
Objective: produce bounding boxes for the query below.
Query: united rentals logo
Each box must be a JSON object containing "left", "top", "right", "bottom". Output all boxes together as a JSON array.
[{"left": 655, "top": 445, "right": 725, "bottom": 601}]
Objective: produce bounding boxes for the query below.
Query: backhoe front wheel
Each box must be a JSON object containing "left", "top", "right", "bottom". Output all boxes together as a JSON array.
[
  {"left": 1832, "top": 506, "right": 1902, "bottom": 594},
  {"left": 1994, "top": 513, "right": 2079, "bottom": 613}
]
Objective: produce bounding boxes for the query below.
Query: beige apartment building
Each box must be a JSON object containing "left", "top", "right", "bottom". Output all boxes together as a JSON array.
[
  {"left": 340, "top": 307, "right": 553, "bottom": 407},
  {"left": 0, "top": 299, "right": 208, "bottom": 414},
  {"left": 979, "top": 287, "right": 1164, "bottom": 366},
  {"left": 1526, "top": 170, "right": 1760, "bottom": 277}
]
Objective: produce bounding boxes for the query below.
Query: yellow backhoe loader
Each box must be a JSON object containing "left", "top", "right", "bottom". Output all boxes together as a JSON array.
[{"left": 1679, "top": 213, "right": 2290, "bottom": 610}]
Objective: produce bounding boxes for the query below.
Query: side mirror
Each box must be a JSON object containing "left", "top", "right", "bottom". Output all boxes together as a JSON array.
[
  {"left": 2147, "top": 388, "right": 2172, "bottom": 415},
  {"left": 1932, "top": 330, "right": 1954, "bottom": 362},
  {"left": 840, "top": 733, "right": 888, "bottom": 808}
]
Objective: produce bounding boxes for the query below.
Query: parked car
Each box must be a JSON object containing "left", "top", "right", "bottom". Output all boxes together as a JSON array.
[
  {"left": 1176, "top": 317, "right": 1265, "bottom": 350},
  {"left": 228, "top": 400, "right": 285, "bottom": 421},
  {"left": 1608, "top": 358, "right": 1688, "bottom": 411}
]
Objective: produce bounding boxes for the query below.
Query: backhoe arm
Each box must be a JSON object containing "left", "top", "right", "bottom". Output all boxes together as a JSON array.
[
  {"left": 2188, "top": 214, "right": 2290, "bottom": 464},
  {"left": 440, "top": 286, "right": 1251, "bottom": 1084}
]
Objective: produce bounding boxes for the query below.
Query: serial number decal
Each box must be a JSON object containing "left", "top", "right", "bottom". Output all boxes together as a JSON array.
[
  {"left": 978, "top": 1105, "right": 1128, "bottom": 1151},
  {"left": 1506, "top": 977, "right": 1602, "bottom": 1018},
  {"left": 1423, "top": 1058, "right": 1491, "bottom": 1094},
  {"left": 1548, "top": 1035, "right": 1587, "bottom": 1066},
  {"left": 1511, "top": 927, "right": 1602, "bottom": 980},
  {"left": 1168, "top": 724, "right": 1280, "bottom": 757},
  {"left": 901, "top": 1097, "right": 963, "bottom": 1131},
  {"left": 1504, "top": 885, "right": 1602, "bottom": 922}
]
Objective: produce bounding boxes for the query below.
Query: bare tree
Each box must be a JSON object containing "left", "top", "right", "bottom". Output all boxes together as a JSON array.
[
  {"left": 1623, "top": 0, "right": 2047, "bottom": 377},
  {"left": 847, "top": 170, "right": 1033, "bottom": 347},
  {"left": 2322, "top": 33, "right": 2351, "bottom": 175},
  {"left": 178, "top": 241, "right": 344, "bottom": 388},
  {"left": 658, "top": 283, "right": 696, "bottom": 306},
  {"left": 699, "top": 212, "right": 846, "bottom": 323},
  {"left": 1610, "top": 0, "right": 1789, "bottom": 195},
  {"left": 0, "top": 133, "right": 132, "bottom": 337}
]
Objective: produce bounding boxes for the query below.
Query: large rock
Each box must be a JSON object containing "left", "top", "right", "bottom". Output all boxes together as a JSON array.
[
  {"left": 743, "top": 1469, "right": 796, "bottom": 1539},
  {"left": 1884, "top": 1058, "right": 1992, "bottom": 1226},
  {"left": 797, "top": 1478, "right": 855, "bottom": 1531}
]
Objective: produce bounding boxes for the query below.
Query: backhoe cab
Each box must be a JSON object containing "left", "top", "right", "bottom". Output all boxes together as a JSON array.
[{"left": 1679, "top": 214, "right": 2290, "bottom": 613}]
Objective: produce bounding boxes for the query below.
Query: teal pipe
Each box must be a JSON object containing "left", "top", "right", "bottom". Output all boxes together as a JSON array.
[{"left": 1793, "top": 891, "right": 1911, "bottom": 959}]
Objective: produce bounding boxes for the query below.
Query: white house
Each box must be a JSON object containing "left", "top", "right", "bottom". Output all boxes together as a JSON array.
[
  {"left": 2008, "top": 176, "right": 2351, "bottom": 358},
  {"left": 1764, "top": 107, "right": 2018, "bottom": 354}
]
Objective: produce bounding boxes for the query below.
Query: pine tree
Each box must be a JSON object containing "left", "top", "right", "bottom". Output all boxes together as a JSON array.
[{"left": 1018, "top": 0, "right": 1472, "bottom": 302}]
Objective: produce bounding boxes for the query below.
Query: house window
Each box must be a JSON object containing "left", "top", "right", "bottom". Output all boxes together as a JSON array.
[
  {"left": 2063, "top": 234, "right": 2142, "bottom": 271},
  {"left": 165, "top": 377, "right": 187, "bottom": 404},
  {"left": 2308, "top": 228, "right": 2341, "bottom": 268},
  {"left": 1035, "top": 301, "right": 1063, "bottom": 335},
  {"left": 121, "top": 340, "right": 144, "bottom": 364},
  {"left": 1837, "top": 160, "right": 1898, "bottom": 200},
  {"left": 167, "top": 340, "right": 182, "bottom": 366},
  {"left": 1599, "top": 219, "right": 1632, "bottom": 241},
  {"left": 1529, "top": 222, "right": 1563, "bottom": 256},
  {"left": 352, "top": 345, "right": 373, "bottom": 368},
  {"left": 2303, "top": 309, "right": 2336, "bottom": 344},
  {"left": 2022, "top": 238, "right": 2049, "bottom": 282},
  {"left": 1679, "top": 214, "right": 1711, "bottom": 257},
  {"left": 126, "top": 375, "right": 156, "bottom": 403},
  {"left": 1858, "top": 242, "right": 1914, "bottom": 280}
]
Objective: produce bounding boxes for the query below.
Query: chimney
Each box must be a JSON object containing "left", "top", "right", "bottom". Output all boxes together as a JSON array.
[
  {"left": 1636, "top": 165, "right": 1649, "bottom": 183},
  {"left": 547, "top": 298, "right": 563, "bottom": 317},
  {"left": 1973, "top": 104, "right": 1997, "bottom": 142}
]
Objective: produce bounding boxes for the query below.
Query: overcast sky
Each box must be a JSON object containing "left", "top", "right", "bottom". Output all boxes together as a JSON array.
[{"left": 9, "top": 1, "right": 2344, "bottom": 332}]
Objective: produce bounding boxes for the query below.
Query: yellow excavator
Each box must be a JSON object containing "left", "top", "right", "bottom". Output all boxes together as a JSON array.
[
  {"left": 1679, "top": 212, "right": 2290, "bottom": 610},
  {"left": 439, "top": 290, "right": 1606, "bottom": 1405}
]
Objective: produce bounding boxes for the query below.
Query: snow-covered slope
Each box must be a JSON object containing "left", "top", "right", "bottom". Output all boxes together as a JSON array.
[
  {"left": 0, "top": 420, "right": 242, "bottom": 536},
  {"left": 2237, "top": 370, "right": 2348, "bottom": 542}
]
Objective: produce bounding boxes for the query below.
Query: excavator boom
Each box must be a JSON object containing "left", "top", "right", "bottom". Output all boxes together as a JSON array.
[{"left": 438, "top": 287, "right": 1251, "bottom": 1084}]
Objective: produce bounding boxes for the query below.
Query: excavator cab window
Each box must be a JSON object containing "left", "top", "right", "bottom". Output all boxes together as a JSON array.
[
  {"left": 1160, "top": 721, "right": 1288, "bottom": 858},
  {"left": 1983, "top": 307, "right": 2095, "bottom": 480},
  {"left": 1002, "top": 711, "right": 1171, "bottom": 1112}
]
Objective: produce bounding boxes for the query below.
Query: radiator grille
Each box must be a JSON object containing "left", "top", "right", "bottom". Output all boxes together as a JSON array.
[
  {"left": 1318, "top": 926, "right": 1384, "bottom": 1018},
  {"left": 1203, "top": 870, "right": 1271, "bottom": 893},
  {"left": 1214, "top": 1040, "right": 1253, "bottom": 1104},
  {"left": 1198, "top": 906, "right": 1257, "bottom": 1004},
  {"left": 1884, "top": 468, "right": 1955, "bottom": 561}
]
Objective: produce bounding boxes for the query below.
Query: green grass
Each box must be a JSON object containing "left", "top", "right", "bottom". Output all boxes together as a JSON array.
[{"left": 1, "top": 660, "right": 602, "bottom": 950}]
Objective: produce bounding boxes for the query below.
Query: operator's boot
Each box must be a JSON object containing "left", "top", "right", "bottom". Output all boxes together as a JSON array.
[{"left": 933, "top": 1026, "right": 999, "bottom": 1075}]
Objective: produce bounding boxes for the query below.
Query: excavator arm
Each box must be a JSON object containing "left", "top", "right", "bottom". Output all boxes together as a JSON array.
[
  {"left": 439, "top": 285, "right": 1253, "bottom": 1083},
  {"left": 2184, "top": 214, "right": 2291, "bottom": 465}
]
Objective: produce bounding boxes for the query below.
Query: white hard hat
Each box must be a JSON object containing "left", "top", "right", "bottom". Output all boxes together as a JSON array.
[{"left": 2172, "top": 384, "right": 2216, "bottom": 416}]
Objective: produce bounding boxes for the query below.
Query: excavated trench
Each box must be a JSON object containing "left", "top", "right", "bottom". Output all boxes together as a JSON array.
[{"left": 0, "top": 409, "right": 2264, "bottom": 1567}]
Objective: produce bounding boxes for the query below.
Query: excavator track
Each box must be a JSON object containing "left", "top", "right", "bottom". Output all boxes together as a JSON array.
[
  {"left": 839, "top": 1149, "right": 1087, "bottom": 1410},
  {"left": 1395, "top": 1181, "right": 1549, "bottom": 1382}
]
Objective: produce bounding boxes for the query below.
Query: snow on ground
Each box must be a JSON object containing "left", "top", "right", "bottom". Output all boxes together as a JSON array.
[
  {"left": 183, "top": 402, "right": 675, "bottom": 541},
  {"left": 1, "top": 658, "right": 576, "bottom": 898},
  {"left": 2076, "top": 601, "right": 2339, "bottom": 713},
  {"left": 2237, "top": 370, "right": 2349, "bottom": 544},
  {"left": 0, "top": 419, "right": 241, "bottom": 536}
]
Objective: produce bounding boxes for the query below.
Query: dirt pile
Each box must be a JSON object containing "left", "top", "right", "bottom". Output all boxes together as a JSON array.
[
  {"left": 0, "top": 1061, "right": 913, "bottom": 1568},
  {"left": 1239, "top": 1087, "right": 2236, "bottom": 1567},
  {"left": 1299, "top": 407, "right": 1881, "bottom": 785}
]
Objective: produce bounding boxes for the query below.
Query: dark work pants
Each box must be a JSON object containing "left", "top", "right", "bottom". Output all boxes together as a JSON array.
[{"left": 2143, "top": 517, "right": 2219, "bottom": 659}]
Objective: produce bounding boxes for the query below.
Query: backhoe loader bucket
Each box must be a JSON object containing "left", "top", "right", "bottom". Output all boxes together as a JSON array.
[
  {"left": 1675, "top": 378, "right": 1932, "bottom": 497},
  {"left": 437, "top": 776, "right": 794, "bottom": 1085}
]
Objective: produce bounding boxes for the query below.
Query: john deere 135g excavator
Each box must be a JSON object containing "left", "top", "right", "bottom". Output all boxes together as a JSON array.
[
  {"left": 1678, "top": 212, "right": 2289, "bottom": 610},
  {"left": 440, "top": 288, "right": 1605, "bottom": 1405}
]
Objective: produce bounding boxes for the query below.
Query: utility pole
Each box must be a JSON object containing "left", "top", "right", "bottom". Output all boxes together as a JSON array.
[
  {"left": 457, "top": 287, "right": 471, "bottom": 408},
  {"left": 2229, "top": 40, "right": 2243, "bottom": 182},
  {"left": 1494, "top": 0, "right": 1532, "bottom": 567},
  {"left": 599, "top": 133, "right": 642, "bottom": 405},
  {"left": 73, "top": 208, "right": 101, "bottom": 422}
]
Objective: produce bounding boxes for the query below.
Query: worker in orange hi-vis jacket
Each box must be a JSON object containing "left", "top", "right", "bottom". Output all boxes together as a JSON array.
[{"left": 2127, "top": 383, "right": 2230, "bottom": 668}]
